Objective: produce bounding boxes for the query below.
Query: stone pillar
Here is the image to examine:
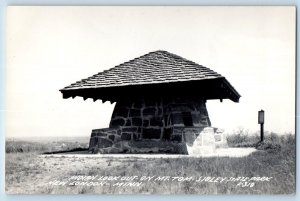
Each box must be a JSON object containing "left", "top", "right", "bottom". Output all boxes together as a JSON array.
[{"left": 89, "top": 96, "right": 217, "bottom": 154}]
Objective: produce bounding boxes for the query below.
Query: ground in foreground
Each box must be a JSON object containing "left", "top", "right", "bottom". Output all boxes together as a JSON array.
[{"left": 5, "top": 134, "right": 295, "bottom": 194}]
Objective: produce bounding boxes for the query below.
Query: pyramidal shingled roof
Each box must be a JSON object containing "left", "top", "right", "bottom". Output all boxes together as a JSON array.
[
  {"left": 60, "top": 50, "right": 241, "bottom": 102},
  {"left": 61, "top": 50, "right": 224, "bottom": 90}
]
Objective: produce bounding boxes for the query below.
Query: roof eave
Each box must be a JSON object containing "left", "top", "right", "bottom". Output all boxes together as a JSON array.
[{"left": 59, "top": 77, "right": 241, "bottom": 103}]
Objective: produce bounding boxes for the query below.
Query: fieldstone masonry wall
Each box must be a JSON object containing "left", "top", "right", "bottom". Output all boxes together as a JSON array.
[
  {"left": 109, "top": 96, "right": 211, "bottom": 140},
  {"left": 89, "top": 96, "right": 224, "bottom": 154}
]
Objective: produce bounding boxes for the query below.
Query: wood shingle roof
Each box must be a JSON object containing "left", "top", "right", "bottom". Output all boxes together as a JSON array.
[
  {"left": 60, "top": 50, "right": 241, "bottom": 102},
  {"left": 62, "top": 50, "right": 223, "bottom": 90}
]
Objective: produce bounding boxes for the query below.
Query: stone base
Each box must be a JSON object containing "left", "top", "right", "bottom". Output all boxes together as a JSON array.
[
  {"left": 185, "top": 127, "right": 216, "bottom": 155},
  {"left": 90, "top": 140, "right": 187, "bottom": 154},
  {"left": 89, "top": 126, "right": 225, "bottom": 155}
]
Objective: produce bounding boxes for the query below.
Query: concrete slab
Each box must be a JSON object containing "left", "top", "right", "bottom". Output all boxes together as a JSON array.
[{"left": 41, "top": 148, "right": 257, "bottom": 158}]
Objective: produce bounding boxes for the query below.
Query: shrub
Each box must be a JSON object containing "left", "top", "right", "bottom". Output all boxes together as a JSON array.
[
  {"left": 226, "top": 127, "right": 259, "bottom": 147},
  {"left": 255, "top": 141, "right": 281, "bottom": 153},
  {"left": 226, "top": 128, "right": 293, "bottom": 153}
]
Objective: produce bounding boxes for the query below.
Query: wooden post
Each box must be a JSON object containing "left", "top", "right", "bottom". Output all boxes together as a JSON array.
[
  {"left": 258, "top": 110, "right": 264, "bottom": 142},
  {"left": 260, "top": 123, "right": 264, "bottom": 142}
]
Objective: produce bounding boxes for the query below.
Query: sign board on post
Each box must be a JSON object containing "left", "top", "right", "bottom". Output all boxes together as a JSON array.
[
  {"left": 258, "top": 110, "right": 264, "bottom": 124},
  {"left": 258, "top": 110, "right": 264, "bottom": 142}
]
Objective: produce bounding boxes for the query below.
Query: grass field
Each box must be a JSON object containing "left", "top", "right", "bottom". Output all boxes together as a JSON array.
[{"left": 5, "top": 132, "right": 295, "bottom": 194}]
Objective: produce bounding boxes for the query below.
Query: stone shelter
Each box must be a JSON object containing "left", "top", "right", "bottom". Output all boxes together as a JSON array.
[{"left": 60, "top": 50, "right": 240, "bottom": 154}]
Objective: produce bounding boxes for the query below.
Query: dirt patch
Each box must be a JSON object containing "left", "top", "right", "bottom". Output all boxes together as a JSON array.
[{"left": 44, "top": 148, "right": 257, "bottom": 158}]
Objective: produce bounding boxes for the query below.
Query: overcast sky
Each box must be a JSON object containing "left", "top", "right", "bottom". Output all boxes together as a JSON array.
[{"left": 6, "top": 6, "right": 295, "bottom": 138}]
